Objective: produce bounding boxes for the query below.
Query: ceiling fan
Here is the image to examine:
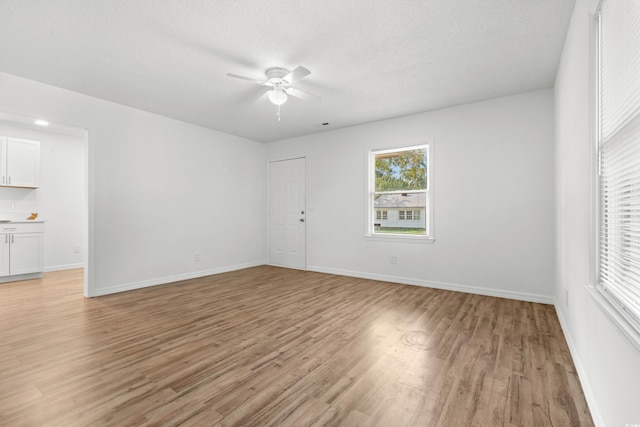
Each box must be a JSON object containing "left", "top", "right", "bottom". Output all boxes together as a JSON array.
[{"left": 226, "top": 66, "right": 319, "bottom": 119}]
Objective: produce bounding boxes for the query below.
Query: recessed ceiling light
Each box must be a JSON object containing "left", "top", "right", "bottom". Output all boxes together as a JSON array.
[{"left": 34, "top": 120, "right": 49, "bottom": 126}]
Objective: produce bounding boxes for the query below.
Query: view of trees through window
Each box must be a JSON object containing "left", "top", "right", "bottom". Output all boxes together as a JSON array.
[
  {"left": 372, "top": 146, "right": 428, "bottom": 235},
  {"left": 375, "top": 148, "right": 427, "bottom": 191}
]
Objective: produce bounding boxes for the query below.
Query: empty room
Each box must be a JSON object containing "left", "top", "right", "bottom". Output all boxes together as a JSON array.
[{"left": 0, "top": 0, "right": 639, "bottom": 426}]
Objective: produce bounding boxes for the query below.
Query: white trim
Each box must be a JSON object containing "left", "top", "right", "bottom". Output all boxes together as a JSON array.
[
  {"left": 555, "top": 304, "right": 605, "bottom": 427},
  {"left": 44, "top": 263, "right": 84, "bottom": 272},
  {"left": 307, "top": 265, "right": 554, "bottom": 304},
  {"left": 588, "top": 285, "right": 640, "bottom": 353},
  {"left": 0, "top": 272, "right": 42, "bottom": 283},
  {"left": 589, "top": 7, "right": 600, "bottom": 300},
  {"left": 364, "top": 234, "right": 434, "bottom": 244},
  {"left": 85, "top": 126, "right": 93, "bottom": 298},
  {"left": 88, "top": 260, "right": 265, "bottom": 297}
]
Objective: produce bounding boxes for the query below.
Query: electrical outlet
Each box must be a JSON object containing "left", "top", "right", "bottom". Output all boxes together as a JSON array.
[
  {"left": 72, "top": 245, "right": 81, "bottom": 254},
  {"left": 390, "top": 254, "right": 397, "bottom": 264},
  {"left": 194, "top": 252, "right": 200, "bottom": 262}
]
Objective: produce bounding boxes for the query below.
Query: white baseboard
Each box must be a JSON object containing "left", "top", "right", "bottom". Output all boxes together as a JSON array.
[
  {"left": 306, "top": 265, "right": 555, "bottom": 304},
  {"left": 554, "top": 304, "right": 604, "bottom": 427},
  {"left": 0, "top": 272, "right": 42, "bottom": 283},
  {"left": 44, "top": 263, "right": 84, "bottom": 272},
  {"left": 89, "top": 260, "right": 266, "bottom": 297}
]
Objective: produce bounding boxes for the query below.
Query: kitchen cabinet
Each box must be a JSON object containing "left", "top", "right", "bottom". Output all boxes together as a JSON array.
[
  {"left": 0, "top": 137, "right": 40, "bottom": 188},
  {"left": 0, "top": 222, "right": 44, "bottom": 278}
]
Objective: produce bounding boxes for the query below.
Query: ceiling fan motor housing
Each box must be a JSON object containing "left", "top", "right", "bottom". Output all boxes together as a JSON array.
[{"left": 266, "top": 67, "right": 290, "bottom": 85}]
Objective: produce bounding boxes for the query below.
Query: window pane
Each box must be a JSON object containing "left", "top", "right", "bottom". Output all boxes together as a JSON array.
[
  {"left": 373, "top": 193, "right": 427, "bottom": 235},
  {"left": 375, "top": 148, "right": 427, "bottom": 192}
]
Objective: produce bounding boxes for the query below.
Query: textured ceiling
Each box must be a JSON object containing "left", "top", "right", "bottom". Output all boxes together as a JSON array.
[{"left": 0, "top": 0, "right": 575, "bottom": 143}]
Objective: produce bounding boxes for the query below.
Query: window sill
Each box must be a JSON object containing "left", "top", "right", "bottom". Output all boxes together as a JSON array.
[
  {"left": 364, "top": 234, "right": 435, "bottom": 244},
  {"left": 588, "top": 285, "right": 640, "bottom": 353}
]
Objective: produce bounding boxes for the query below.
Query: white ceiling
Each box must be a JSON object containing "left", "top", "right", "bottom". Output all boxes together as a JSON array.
[{"left": 0, "top": 0, "right": 575, "bottom": 143}]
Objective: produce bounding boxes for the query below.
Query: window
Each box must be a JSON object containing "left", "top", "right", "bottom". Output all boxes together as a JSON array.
[
  {"left": 597, "top": 0, "right": 640, "bottom": 334},
  {"left": 376, "top": 210, "right": 388, "bottom": 220},
  {"left": 398, "top": 210, "right": 420, "bottom": 221},
  {"left": 368, "top": 144, "right": 432, "bottom": 239}
]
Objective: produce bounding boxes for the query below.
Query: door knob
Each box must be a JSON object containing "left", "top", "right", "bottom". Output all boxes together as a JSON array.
[{"left": 299, "top": 218, "right": 305, "bottom": 222}]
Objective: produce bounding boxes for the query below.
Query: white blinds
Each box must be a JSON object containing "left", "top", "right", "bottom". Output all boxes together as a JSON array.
[{"left": 598, "top": 0, "right": 640, "bottom": 331}]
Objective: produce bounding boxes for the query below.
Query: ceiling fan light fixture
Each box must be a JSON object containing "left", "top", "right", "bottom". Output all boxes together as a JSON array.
[{"left": 268, "top": 87, "right": 288, "bottom": 105}]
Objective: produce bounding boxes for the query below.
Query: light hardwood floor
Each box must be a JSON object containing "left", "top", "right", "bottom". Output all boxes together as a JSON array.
[{"left": 0, "top": 266, "right": 593, "bottom": 426}]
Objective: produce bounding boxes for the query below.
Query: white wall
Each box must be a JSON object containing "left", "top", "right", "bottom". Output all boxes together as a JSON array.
[
  {"left": 0, "top": 71, "right": 267, "bottom": 296},
  {"left": 267, "top": 89, "right": 556, "bottom": 302},
  {"left": 555, "top": 0, "right": 640, "bottom": 425},
  {"left": 0, "top": 123, "right": 86, "bottom": 271}
]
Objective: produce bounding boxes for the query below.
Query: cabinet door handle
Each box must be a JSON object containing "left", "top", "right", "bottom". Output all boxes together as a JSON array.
[
  {"left": 7, "top": 176, "right": 11, "bottom": 185},
  {"left": 4, "top": 235, "right": 7, "bottom": 244},
  {"left": 11, "top": 235, "right": 14, "bottom": 244}
]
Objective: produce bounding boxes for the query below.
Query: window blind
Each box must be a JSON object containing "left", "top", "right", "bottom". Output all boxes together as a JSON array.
[{"left": 598, "top": 0, "right": 640, "bottom": 331}]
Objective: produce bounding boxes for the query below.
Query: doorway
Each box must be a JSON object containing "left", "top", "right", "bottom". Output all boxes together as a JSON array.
[
  {"left": 0, "top": 109, "right": 89, "bottom": 294},
  {"left": 269, "top": 158, "right": 306, "bottom": 269}
]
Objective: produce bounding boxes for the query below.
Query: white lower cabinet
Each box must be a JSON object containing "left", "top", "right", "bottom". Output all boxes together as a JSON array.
[{"left": 0, "top": 222, "right": 44, "bottom": 278}]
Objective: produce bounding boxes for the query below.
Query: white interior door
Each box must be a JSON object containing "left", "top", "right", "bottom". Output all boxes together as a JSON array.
[{"left": 269, "top": 158, "right": 306, "bottom": 269}]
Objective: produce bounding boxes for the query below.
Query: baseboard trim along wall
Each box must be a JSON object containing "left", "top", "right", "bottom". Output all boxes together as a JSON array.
[
  {"left": 44, "top": 263, "right": 85, "bottom": 273},
  {"left": 89, "top": 260, "right": 266, "bottom": 297},
  {"left": 306, "top": 265, "right": 555, "bottom": 305},
  {"left": 555, "top": 305, "right": 604, "bottom": 427}
]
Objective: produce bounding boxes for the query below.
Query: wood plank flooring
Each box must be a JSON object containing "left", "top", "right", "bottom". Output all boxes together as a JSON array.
[{"left": 0, "top": 266, "right": 593, "bottom": 426}]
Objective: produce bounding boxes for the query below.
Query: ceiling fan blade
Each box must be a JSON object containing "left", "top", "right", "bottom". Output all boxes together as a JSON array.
[
  {"left": 283, "top": 66, "right": 311, "bottom": 84},
  {"left": 254, "top": 87, "right": 272, "bottom": 104},
  {"left": 226, "top": 73, "right": 265, "bottom": 84},
  {"left": 285, "top": 87, "right": 320, "bottom": 101}
]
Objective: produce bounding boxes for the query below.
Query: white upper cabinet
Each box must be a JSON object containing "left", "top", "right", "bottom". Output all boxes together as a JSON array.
[{"left": 0, "top": 137, "right": 41, "bottom": 188}]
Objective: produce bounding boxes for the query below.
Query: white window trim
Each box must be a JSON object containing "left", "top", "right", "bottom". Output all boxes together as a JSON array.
[
  {"left": 365, "top": 142, "right": 435, "bottom": 244},
  {"left": 590, "top": 0, "right": 640, "bottom": 351}
]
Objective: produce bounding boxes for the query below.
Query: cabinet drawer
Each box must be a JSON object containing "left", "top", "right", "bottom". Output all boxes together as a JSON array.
[{"left": 0, "top": 223, "right": 44, "bottom": 233}]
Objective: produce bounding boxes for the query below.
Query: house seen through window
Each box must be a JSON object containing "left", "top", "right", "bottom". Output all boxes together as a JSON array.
[{"left": 370, "top": 145, "right": 430, "bottom": 237}]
